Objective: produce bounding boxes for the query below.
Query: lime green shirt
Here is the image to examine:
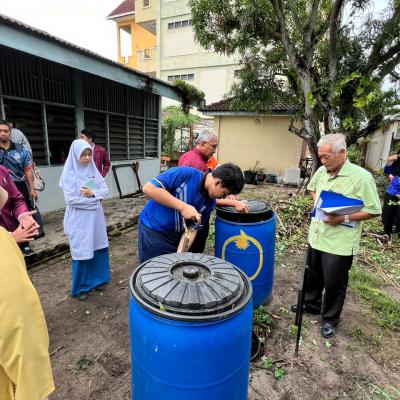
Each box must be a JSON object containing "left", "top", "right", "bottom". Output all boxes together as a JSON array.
[{"left": 307, "top": 159, "right": 381, "bottom": 256}]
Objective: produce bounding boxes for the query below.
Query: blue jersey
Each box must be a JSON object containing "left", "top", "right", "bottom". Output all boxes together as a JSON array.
[
  {"left": 140, "top": 167, "right": 216, "bottom": 233},
  {"left": 384, "top": 165, "right": 400, "bottom": 196},
  {"left": 0, "top": 142, "right": 32, "bottom": 182}
]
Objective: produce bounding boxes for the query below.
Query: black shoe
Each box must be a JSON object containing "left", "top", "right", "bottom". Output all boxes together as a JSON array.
[
  {"left": 321, "top": 323, "right": 336, "bottom": 338},
  {"left": 290, "top": 304, "right": 321, "bottom": 315},
  {"left": 94, "top": 284, "right": 107, "bottom": 292},
  {"left": 22, "top": 246, "right": 34, "bottom": 256}
]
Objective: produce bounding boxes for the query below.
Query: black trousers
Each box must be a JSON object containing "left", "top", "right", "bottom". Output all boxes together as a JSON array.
[
  {"left": 190, "top": 218, "right": 210, "bottom": 253},
  {"left": 304, "top": 246, "right": 353, "bottom": 325},
  {"left": 381, "top": 192, "right": 400, "bottom": 236}
]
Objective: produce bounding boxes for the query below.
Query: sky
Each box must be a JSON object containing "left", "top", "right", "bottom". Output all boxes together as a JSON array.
[
  {"left": 0, "top": 0, "right": 391, "bottom": 63},
  {"left": 0, "top": 0, "right": 122, "bottom": 61}
]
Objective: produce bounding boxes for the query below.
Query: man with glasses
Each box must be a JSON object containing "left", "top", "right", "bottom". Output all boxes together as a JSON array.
[
  {"left": 178, "top": 130, "right": 248, "bottom": 252},
  {"left": 179, "top": 130, "right": 219, "bottom": 172}
]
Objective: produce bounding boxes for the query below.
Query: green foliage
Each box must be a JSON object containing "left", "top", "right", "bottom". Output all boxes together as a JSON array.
[
  {"left": 74, "top": 354, "right": 95, "bottom": 373},
  {"left": 347, "top": 145, "right": 364, "bottom": 165},
  {"left": 274, "top": 368, "right": 286, "bottom": 380},
  {"left": 162, "top": 105, "right": 200, "bottom": 158},
  {"left": 173, "top": 80, "right": 205, "bottom": 114},
  {"left": 261, "top": 356, "right": 286, "bottom": 380},
  {"left": 189, "top": 0, "right": 400, "bottom": 157},
  {"left": 253, "top": 305, "right": 272, "bottom": 325},
  {"left": 261, "top": 355, "right": 273, "bottom": 370}
]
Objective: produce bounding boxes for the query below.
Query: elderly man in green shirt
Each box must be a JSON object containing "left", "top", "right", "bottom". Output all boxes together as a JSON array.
[{"left": 292, "top": 133, "right": 381, "bottom": 338}]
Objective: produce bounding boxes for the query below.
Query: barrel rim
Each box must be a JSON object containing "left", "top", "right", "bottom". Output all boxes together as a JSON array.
[
  {"left": 215, "top": 212, "right": 276, "bottom": 227},
  {"left": 130, "top": 259, "right": 253, "bottom": 322}
]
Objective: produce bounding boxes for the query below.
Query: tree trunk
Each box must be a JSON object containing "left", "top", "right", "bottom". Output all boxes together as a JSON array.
[{"left": 189, "top": 125, "right": 194, "bottom": 150}]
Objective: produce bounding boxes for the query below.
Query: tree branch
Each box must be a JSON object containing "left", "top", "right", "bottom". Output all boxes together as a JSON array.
[
  {"left": 329, "top": 0, "right": 345, "bottom": 86},
  {"left": 307, "top": 0, "right": 321, "bottom": 43},
  {"left": 371, "top": 43, "right": 400, "bottom": 78},
  {"left": 289, "top": 118, "right": 309, "bottom": 140},
  {"left": 377, "top": 52, "right": 400, "bottom": 80},
  {"left": 366, "top": 7, "right": 400, "bottom": 75},
  {"left": 347, "top": 113, "right": 384, "bottom": 146}
]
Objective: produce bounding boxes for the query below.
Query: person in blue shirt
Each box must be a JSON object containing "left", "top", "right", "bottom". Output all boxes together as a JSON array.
[
  {"left": 138, "top": 163, "right": 245, "bottom": 263},
  {"left": 382, "top": 152, "right": 400, "bottom": 240}
]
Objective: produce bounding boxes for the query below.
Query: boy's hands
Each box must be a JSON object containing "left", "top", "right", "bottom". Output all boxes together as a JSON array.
[{"left": 180, "top": 204, "right": 201, "bottom": 223}]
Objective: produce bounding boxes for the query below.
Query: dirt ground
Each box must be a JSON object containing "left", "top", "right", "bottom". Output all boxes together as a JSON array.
[{"left": 30, "top": 188, "right": 400, "bottom": 400}]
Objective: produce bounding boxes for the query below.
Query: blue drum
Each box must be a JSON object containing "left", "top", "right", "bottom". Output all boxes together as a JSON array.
[
  {"left": 129, "top": 252, "right": 253, "bottom": 400},
  {"left": 215, "top": 200, "right": 276, "bottom": 308}
]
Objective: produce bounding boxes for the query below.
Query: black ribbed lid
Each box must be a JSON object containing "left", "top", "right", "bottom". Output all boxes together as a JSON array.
[
  {"left": 216, "top": 200, "right": 273, "bottom": 223},
  {"left": 217, "top": 200, "right": 269, "bottom": 214},
  {"left": 131, "top": 253, "right": 252, "bottom": 321}
]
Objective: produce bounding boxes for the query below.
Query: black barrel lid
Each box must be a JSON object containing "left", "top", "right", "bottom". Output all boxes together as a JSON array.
[
  {"left": 216, "top": 199, "right": 270, "bottom": 215},
  {"left": 131, "top": 253, "right": 252, "bottom": 321}
]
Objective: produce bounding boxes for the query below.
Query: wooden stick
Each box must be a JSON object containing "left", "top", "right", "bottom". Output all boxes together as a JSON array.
[{"left": 50, "top": 345, "right": 64, "bottom": 357}]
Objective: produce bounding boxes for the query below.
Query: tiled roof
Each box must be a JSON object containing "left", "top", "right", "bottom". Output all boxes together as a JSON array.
[
  {"left": 201, "top": 98, "right": 299, "bottom": 114},
  {"left": 107, "top": 0, "right": 135, "bottom": 19},
  {"left": 0, "top": 13, "right": 176, "bottom": 92}
]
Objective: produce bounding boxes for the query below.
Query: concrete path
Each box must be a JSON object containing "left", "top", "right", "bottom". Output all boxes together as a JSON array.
[{"left": 28, "top": 194, "right": 147, "bottom": 267}]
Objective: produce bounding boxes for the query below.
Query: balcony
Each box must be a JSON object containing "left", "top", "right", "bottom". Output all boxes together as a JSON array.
[
  {"left": 135, "top": 0, "right": 157, "bottom": 33},
  {"left": 135, "top": 48, "right": 157, "bottom": 75}
]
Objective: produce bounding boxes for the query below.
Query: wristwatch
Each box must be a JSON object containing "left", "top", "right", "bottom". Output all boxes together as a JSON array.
[{"left": 344, "top": 215, "right": 350, "bottom": 223}]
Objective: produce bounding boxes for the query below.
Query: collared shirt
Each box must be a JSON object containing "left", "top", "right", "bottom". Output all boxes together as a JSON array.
[
  {"left": 178, "top": 148, "right": 209, "bottom": 172},
  {"left": 0, "top": 165, "right": 29, "bottom": 232},
  {"left": 0, "top": 142, "right": 32, "bottom": 182},
  {"left": 92, "top": 145, "right": 110, "bottom": 177},
  {"left": 140, "top": 166, "right": 216, "bottom": 233},
  {"left": 383, "top": 165, "right": 400, "bottom": 196},
  {"left": 307, "top": 159, "right": 381, "bottom": 256},
  {"left": 10, "top": 128, "right": 33, "bottom": 156}
]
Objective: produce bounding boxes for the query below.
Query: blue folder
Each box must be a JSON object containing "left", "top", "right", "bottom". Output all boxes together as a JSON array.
[{"left": 313, "top": 190, "right": 364, "bottom": 227}]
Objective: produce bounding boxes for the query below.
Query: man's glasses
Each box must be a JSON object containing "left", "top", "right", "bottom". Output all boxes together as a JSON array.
[{"left": 206, "top": 142, "right": 218, "bottom": 149}]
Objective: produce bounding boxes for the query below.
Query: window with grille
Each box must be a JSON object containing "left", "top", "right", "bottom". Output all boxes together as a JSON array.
[
  {"left": 129, "top": 117, "right": 144, "bottom": 159},
  {"left": 167, "top": 19, "right": 193, "bottom": 29},
  {"left": 167, "top": 74, "right": 194, "bottom": 82},
  {"left": 3, "top": 99, "right": 47, "bottom": 165},
  {"left": 84, "top": 111, "right": 108, "bottom": 150},
  {"left": 145, "top": 119, "right": 158, "bottom": 157},
  {"left": 46, "top": 105, "right": 76, "bottom": 165},
  {"left": 144, "top": 49, "right": 152, "bottom": 60},
  {"left": 109, "top": 115, "right": 128, "bottom": 161}
]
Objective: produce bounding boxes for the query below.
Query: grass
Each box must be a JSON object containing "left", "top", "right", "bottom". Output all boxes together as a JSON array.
[
  {"left": 351, "top": 375, "right": 400, "bottom": 400},
  {"left": 350, "top": 269, "right": 398, "bottom": 331},
  {"left": 253, "top": 305, "right": 273, "bottom": 325},
  {"left": 74, "top": 354, "right": 95, "bottom": 373}
]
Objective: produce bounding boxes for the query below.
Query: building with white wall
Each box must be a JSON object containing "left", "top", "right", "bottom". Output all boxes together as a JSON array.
[{"left": 109, "top": 0, "right": 241, "bottom": 105}]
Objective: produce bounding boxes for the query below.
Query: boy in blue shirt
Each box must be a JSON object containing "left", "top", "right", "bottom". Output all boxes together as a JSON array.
[
  {"left": 138, "top": 163, "right": 245, "bottom": 263},
  {"left": 382, "top": 153, "right": 400, "bottom": 240}
]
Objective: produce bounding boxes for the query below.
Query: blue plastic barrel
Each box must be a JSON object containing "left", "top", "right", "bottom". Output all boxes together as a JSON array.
[
  {"left": 129, "top": 252, "right": 253, "bottom": 400},
  {"left": 215, "top": 200, "right": 276, "bottom": 308}
]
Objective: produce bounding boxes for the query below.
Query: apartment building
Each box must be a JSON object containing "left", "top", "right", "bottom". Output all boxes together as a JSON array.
[{"left": 107, "top": 0, "right": 240, "bottom": 104}]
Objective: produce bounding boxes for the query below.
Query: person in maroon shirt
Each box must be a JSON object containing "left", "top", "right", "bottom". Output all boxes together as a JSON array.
[
  {"left": 178, "top": 130, "right": 249, "bottom": 252},
  {"left": 81, "top": 129, "right": 111, "bottom": 177},
  {"left": 0, "top": 165, "right": 39, "bottom": 244},
  {"left": 178, "top": 130, "right": 217, "bottom": 172}
]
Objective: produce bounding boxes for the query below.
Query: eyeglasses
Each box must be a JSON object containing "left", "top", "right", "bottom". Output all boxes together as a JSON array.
[{"left": 206, "top": 142, "right": 218, "bottom": 149}]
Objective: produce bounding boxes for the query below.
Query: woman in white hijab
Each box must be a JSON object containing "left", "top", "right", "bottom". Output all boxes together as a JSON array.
[{"left": 59, "top": 139, "right": 110, "bottom": 301}]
